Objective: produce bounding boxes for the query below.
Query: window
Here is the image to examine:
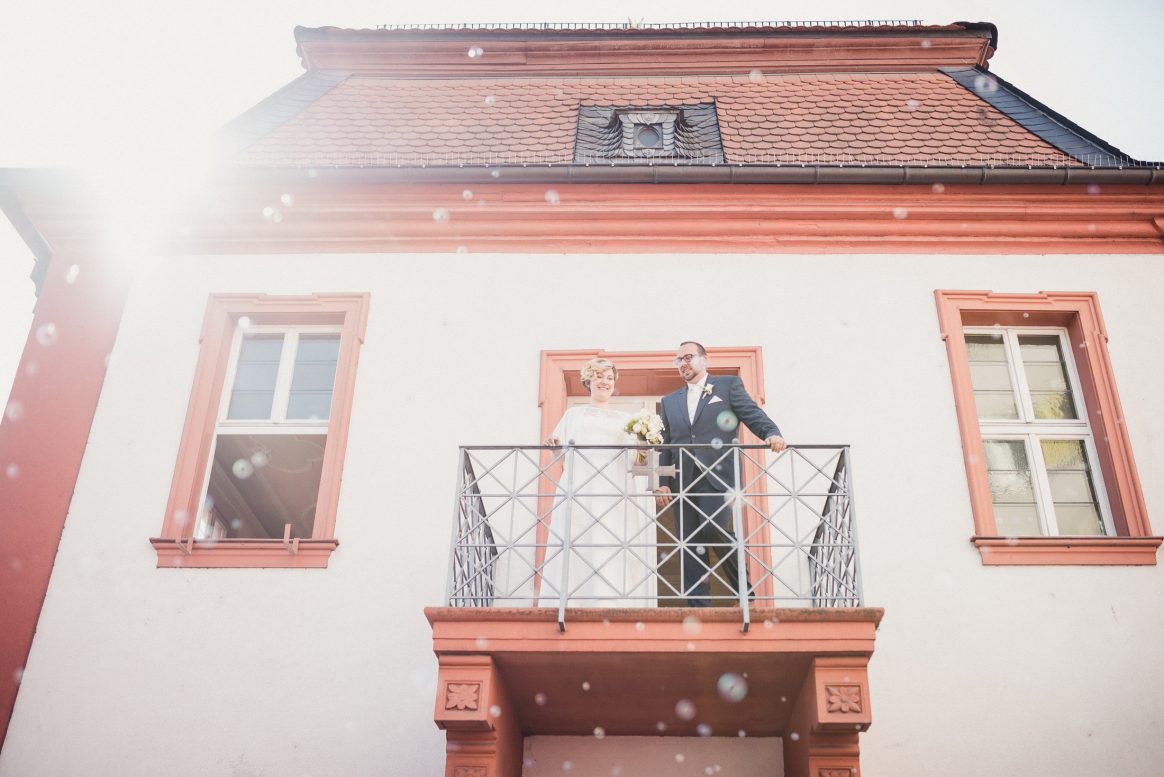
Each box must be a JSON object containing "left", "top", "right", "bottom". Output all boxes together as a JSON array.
[
  {"left": 152, "top": 294, "right": 368, "bottom": 568},
  {"left": 572, "top": 104, "right": 725, "bottom": 163},
  {"left": 935, "top": 291, "right": 1158, "bottom": 565}
]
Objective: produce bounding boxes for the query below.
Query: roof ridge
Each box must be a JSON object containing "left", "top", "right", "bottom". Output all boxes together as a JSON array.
[{"left": 368, "top": 20, "right": 929, "bottom": 32}]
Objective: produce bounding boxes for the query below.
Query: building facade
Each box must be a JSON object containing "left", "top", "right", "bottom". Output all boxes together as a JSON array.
[{"left": 1, "top": 21, "right": 1163, "bottom": 777}]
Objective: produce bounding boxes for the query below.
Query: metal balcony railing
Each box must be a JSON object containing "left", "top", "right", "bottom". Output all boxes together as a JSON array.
[{"left": 446, "top": 444, "right": 863, "bottom": 630}]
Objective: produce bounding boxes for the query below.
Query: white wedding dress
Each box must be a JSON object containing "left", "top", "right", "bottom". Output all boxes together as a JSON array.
[{"left": 539, "top": 405, "right": 658, "bottom": 608}]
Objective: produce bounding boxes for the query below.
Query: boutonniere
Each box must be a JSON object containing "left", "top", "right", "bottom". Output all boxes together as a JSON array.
[{"left": 702, "top": 384, "right": 714, "bottom": 398}]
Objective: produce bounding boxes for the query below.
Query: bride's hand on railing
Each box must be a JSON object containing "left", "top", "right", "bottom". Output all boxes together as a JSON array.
[{"left": 543, "top": 436, "right": 561, "bottom": 446}]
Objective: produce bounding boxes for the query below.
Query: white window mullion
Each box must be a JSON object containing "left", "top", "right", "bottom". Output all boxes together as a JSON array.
[
  {"left": 1004, "top": 330, "right": 1035, "bottom": 423},
  {"left": 270, "top": 332, "right": 299, "bottom": 422},
  {"left": 1027, "top": 433, "right": 1059, "bottom": 535}
]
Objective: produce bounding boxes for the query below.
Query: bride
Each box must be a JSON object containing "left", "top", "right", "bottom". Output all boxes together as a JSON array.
[{"left": 539, "top": 358, "right": 657, "bottom": 608}]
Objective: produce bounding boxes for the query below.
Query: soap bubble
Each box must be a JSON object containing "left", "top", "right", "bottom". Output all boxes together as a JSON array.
[
  {"left": 280, "top": 193, "right": 294, "bottom": 207},
  {"left": 932, "top": 183, "right": 946, "bottom": 194},
  {"left": 35, "top": 323, "right": 58, "bottom": 346},
  {"left": 716, "top": 411, "right": 738, "bottom": 432},
  {"left": 432, "top": 208, "right": 450, "bottom": 223},
  {"left": 535, "top": 692, "right": 547, "bottom": 706},
  {"left": 483, "top": 95, "right": 496, "bottom": 106},
  {"left": 582, "top": 681, "right": 591, "bottom": 691},
  {"left": 65, "top": 264, "right": 80, "bottom": 284},
  {"left": 973, "top": 74, "right": 998, "bottom": 93},
  {"left": 748, "top": 69, "right": 763, "bottom": 81},
  {"left": 5, "top": 464, "right": 19, "bottom": 480},
  {"left": 893, "top": 207, "right": 909, "bottom": 220},
  {"left": 232, "top": 459, "right": 254, "bottom": 479},
  {"left": 717, "top": 672, "right": 748, "bottom": 702},
  {"left": 489, "top": 704, "right": 502, "bottom": 717},
  {"left": 4, "top": 401, "right": 24, "bottom": 422},
  {"left": 467, "top": 46, "right": 484, "bottom": 58},
  {"left": 462, "top": 190, "right": 473, "bottom": 200},
  {"left": 675, "top": 700, "right": 696, "bottom": 720},
  {"left": 682, "top": 615, "right": 702, "bottom": 634},
  {"left": 545, "top": 189, "right": 561, "bottom": 205},
  {"left": 697, "top": 723, "right": 712, "bottom": 736},
  {"left": 593, "top": 727, "right": 605, "bottom": 738}
]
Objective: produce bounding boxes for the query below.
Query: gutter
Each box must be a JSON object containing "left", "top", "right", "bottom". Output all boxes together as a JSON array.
[{"left": 220, "top": 164, "right": 1164, "bottom": 187}]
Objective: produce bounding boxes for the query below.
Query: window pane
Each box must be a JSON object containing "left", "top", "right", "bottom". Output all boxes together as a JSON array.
[
  {"left": 969, "top": 363, "right": 1013, "bottom": 391},
  {"left": 1040, "top": 439, "right": 1104, "bottom": 536},
  {"left": 994, "top": 504, "right": 1042, "bottom": 536},
  {"left": 1054, "top": 504, "right": 1105, "bottom": 535},
  {"left": 287, "top": 335, "right": 340, "bottom": 420},
  {"left": 202, "top": 433, "right": 326, "bottom": 539},
  {"left": 983, "top": 439, "right": 1028, "bottom": 471},
  {"left": 1030, "top": 392, "right": 1077, "bottom": 420},
  {"left": 226, "top": 335, "right": 283, "bottom": 420},
  {"left": 974, "top": 392, "right": 1018, "bottom": 420},
  {"left": 965, "top": 334, "right": 1007, "bottom": 362},
  {"left": 1018, "top": 336, "right": 1078, "bottom": 420},
  {"left": 966, "top": 334, "right": 1018, "bottom": 420},
  {"left": 1041, "top": 438, "right": 1087, "bottom": 469},
  {"left": 984, "top": 440, "right": 1042, "bottom": 536},
  {"left": 1047, "top": 471, "right": 1094, "bottom": 503},
  {"left": 1018, "top": 336, "right": 1064, "bottom": 362}
]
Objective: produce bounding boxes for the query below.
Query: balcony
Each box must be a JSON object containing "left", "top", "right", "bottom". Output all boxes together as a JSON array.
[{"left": 426, "top": 444, "right": 882, "bottom": 777}]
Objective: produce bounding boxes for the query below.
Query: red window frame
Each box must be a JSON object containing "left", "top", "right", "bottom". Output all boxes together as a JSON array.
[
  {"left": 151, "top": 293, "right": 369, "bottom": 568},
  {"left": 935, "top": 290, "right": 1159, "bottom": 565}
]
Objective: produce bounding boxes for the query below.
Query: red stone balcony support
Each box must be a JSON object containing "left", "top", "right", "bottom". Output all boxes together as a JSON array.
[
  {"left": 783, "top": 657, "right": 872, "bottom": 777},
  {"left": 434, "top": 655, "right": 523, "bottom": 777}
]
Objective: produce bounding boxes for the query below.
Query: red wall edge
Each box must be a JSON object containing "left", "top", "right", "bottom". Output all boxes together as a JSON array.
[{"left": 0, "top": 249, "right": 130, "bottom": 748}]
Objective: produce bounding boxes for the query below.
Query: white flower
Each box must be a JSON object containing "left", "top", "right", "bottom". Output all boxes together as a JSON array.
[
  {"left": 625, "top": 409, "right": 665, "bottom": 445},
  {"left": 702, "top": 384, "right": 714, "bottom": 397}
]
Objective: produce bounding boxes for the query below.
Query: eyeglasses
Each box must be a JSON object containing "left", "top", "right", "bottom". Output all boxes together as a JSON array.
[{"left": 673, "top": 354, "right": 701, "bottom": 366}]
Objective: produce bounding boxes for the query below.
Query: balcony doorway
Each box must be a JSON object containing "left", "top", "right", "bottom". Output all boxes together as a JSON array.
[{"left": 540, "top": 348, "right": 772, "bottom": 606}]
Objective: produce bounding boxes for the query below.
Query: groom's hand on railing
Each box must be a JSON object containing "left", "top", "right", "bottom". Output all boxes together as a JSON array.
[
  {"left": 543, "top": 436, "right": 561, "bottom": 446},
  {"left": 653, "top": 485, "right": 674, "bottom": 510},
  {"left": 766, "top": 436, "right": 788, "bottom": 453}
]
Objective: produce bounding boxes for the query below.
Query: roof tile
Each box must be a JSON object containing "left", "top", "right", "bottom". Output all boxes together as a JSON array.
[{"left": 235, "top": 72, "right": 1082, "bottom": 168}]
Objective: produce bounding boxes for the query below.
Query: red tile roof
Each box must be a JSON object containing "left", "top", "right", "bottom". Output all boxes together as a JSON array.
[{"left": 235, "top": 73, "right": 1079, "bottom": 168}]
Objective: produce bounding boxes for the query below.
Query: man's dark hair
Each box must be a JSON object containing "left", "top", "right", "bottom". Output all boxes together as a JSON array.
[{"left": 679, "top": 340, "right": 707, "bottom": 357}]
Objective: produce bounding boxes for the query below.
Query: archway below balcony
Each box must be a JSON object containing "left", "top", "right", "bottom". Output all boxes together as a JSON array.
[{"left": 537, "top": 346, "right": 774, "bottom": 605}]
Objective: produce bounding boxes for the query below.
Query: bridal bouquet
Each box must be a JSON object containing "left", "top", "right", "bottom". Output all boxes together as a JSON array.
[{"left": 625, "top": 409, "right": 665, "bottom": 446}]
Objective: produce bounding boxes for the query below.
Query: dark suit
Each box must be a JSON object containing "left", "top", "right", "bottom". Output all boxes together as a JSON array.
[{"left": 659, "top": 375, "right": 781, "bottom": 606}]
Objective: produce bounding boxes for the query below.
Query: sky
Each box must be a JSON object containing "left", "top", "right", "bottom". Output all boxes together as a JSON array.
[{"left": 1, "top": 0, "right": 1162, "bottom": 407}]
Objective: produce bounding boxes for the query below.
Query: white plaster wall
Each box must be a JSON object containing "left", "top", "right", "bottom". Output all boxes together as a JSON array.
[{"left": 2, "top": 252, "right": 1162, "bottom": 777}]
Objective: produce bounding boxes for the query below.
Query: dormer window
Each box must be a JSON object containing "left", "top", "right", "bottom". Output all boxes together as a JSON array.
[
  {"left": 634, "top": 123, "right": 663, "bottom": 150},
  {"left": 575, "top": 103, "right": 724, "bottom": 164}
]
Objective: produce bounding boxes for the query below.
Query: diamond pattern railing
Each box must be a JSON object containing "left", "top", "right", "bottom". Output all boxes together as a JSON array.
[{"left": 446, "top": 444, "right": 863, "bottom": 629}]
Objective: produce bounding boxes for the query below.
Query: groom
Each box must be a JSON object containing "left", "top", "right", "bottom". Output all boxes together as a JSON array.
[{"left": 655, "top": 341, "right": 786, "bottom": 607}]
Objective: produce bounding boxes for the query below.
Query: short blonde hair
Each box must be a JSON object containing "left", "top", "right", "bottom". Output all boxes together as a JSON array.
[{"left": 580, "top": 358, "right": 618, "bottom": 389}]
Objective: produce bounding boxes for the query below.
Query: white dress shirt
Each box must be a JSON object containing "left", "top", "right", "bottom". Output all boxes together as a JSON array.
[{"left": 686, "top": 375, "right": 708, "bottom": 423}]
